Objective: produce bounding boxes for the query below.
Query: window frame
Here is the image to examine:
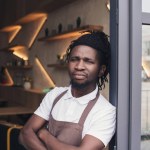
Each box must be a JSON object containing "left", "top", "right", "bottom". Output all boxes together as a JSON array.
[{"left": 109, "top": 0, "right": 143, "bottom": 149}]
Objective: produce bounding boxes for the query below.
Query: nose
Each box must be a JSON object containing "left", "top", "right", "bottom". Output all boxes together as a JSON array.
[{"left": 75, "top": 60, "right": 85, "bottom": 70}]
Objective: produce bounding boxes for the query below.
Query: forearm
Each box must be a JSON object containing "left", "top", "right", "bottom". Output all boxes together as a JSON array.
[
  {"left": 19, "top": 128, "right": 47, "bottom": 150},
  {"left": 38, "top": 129, "right": 104, "bottom": 150},
  {"left": 38, "top": 129, "right": 79, "bottom": 150}
]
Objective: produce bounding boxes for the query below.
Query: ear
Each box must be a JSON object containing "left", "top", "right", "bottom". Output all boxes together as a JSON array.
[{"left": 98, "top": 65, "right": 106, "bottom": 77}]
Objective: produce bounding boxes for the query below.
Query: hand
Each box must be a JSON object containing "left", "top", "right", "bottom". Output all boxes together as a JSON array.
[
  {"left": 38, "top": 128, "right": 49, "bottom": 142},
  {"left": 38, "top": 128, "right": 54, "bottom": 150}
]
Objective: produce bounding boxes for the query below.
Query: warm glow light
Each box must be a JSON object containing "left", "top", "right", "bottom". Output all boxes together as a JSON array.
[
  {"left": 9, "top": 45, "right": 28, "bottom": 60},
  {"left": 106, "top": 1, "right": 110, "bottom": 11},
  {"left": 142, "top": 62, "right": 150, "bottom": 76},
  {"left": 0, "top": 25, "right": 22, "bottom": 43},
  {"left": 17, "top": 12, "right": 48, "bottom": 24},
  {"left": 4, "top": 68, "right": 14, "bottom": 86},
  {"left": 59, "top": 52, "right": 67, "bottom": 60},
  {"left": 35, "top": 57, "right": 55, "bottom": 88},
  {"left": 0, "top": 25, "right": 21, "bottom": 32},
  {"left": 8, "top": 26, "right": 22, "bottom": 43},
  {"left": 142, "top": 59, "right": 150, "bottom": 77},
  {"left": 47, "top": 32, "right": 90, "bottom": 41},
  {"left": 13, "top": 51, "right": 28, "bottom": 60},
  {"left": 28, "top": 16, "right": 47, "bottom": 48}
]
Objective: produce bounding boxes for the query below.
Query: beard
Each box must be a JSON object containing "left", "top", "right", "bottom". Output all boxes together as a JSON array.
[{"left": 70, "top": 79, "right": 93, "bottom": 89}]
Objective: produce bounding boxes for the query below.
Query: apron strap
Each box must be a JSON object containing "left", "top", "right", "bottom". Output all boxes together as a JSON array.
[
  {"left": 50, "top": 90, "right": 67, "bottom": 115},
  {"left": 78, "top": 91, "right": 100, "bottom": 126}
]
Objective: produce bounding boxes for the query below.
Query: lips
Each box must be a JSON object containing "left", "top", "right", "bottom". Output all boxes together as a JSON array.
[{"left": 72, "top": 73, "right": 87, "bottom": 80}]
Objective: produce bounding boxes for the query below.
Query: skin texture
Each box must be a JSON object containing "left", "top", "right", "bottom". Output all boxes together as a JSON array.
[
  {"left": 19, "top": 45, "right": 106, "bottom": 150},
  {"left": 68, "top": 45, "right": 106, "bottom": 97}
]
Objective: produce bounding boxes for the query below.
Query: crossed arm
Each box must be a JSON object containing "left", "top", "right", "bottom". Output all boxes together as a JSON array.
[
  {"left": 19, "top": 114, "right": 47, "bottom": 150},
  {"left": 19, "top": 114, "right": 105, "bottom": 150},
  {"left": 38, "top": 128, "right": 104, "bottom": 150}
]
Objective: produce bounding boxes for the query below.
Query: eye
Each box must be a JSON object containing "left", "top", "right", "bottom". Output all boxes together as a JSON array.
[
  {"left": 84, "top": 58, "right": 95, "bottom": 64},
  {"left": 69, "top": 57, "right": 79, "bottom": 62}
]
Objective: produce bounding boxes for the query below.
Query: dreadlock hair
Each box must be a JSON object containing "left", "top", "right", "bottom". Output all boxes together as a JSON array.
[{"left": 65, "top": 30, "right": 111, "bottom": 90}]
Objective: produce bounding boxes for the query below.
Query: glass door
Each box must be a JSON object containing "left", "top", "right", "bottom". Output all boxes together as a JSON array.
[
  {"left": 141, "top": 25, "right": 150, "bottom": 150},
  {"left": 141, "top": 1, "right": 150, "bottom": 150}
]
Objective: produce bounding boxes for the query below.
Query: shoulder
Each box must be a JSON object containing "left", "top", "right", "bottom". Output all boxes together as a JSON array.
[
  {"left": 34, "top": 86, "right": 69, "bottom": 120},
  {"left": 89, "top": 94, "right": 116, "bottom": 115},
  {"left": 45, "top": 86, "right": 69, "bottom": 100},
  {"left": 87, "top": 93, "right": 116, "bottom": 126},
  {"left": 98, "top": 94, "right": 116, "bottom": 111},
  {"left": 83, "top": 94, "right": 116, "bottom": 147}
]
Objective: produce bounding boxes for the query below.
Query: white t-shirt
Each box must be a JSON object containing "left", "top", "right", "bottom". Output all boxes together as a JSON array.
[{"left": 34, "top": 86, "right": 116, "bottom": 147}]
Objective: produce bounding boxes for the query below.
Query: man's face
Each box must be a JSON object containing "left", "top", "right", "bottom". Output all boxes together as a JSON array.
[{"left": 68, "top": 45, "right": 101, "bottom": 89}]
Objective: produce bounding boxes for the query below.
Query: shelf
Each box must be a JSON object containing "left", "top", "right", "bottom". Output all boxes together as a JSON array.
[
  {"left": 38, "top": 25, "right": 103, "bottom": 42},
  {"left": 6, "top": 65, "right": 32, "bottom": 69},
  {"left": 0, "top": 83, "right": 13, "bottom": 87},
  {"left": 0, "top": 45, "right": 15, "bottom": 52},
  {"left": 0, "top": 106, "right": 34, "bottom": 116},
  {"left": 0, "top": 44, "right": 26, "bottom": 52},
  {"left": 25, "top": 88, "right": 44, "bottom": 94},
  {"left": 47, "top": 63, "right": 67, "bottom": 68}
]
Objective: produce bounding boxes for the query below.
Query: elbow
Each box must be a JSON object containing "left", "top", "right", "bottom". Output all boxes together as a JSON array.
[{"left": 19, "top": 127, "right": 28, "bottom": 146}]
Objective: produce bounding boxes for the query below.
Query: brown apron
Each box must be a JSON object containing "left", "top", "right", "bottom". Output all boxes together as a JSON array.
[{"left": 48, "top": 90, "right": 99, "bottom": 146}]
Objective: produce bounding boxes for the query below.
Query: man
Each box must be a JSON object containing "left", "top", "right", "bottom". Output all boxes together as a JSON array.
[{"left": 19, "top": 31, "right": 116, "bottom": 150}]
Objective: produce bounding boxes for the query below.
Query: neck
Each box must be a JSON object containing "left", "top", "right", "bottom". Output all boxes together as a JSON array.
[{"left": 71, "top": 84, "right": 97, "bottom": 98}]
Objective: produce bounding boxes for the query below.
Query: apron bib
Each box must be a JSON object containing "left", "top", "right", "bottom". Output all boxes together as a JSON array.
[{"left": 48, "top": 90, "right": 99, "bottom": 146}]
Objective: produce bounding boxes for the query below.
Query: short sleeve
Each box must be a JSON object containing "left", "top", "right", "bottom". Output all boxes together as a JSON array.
[
  {"left": 34, "top": 87, "right": 66, "bottom": 120},
  {"left": 85, "top": 105, "right": 116, "bottom": 147}
]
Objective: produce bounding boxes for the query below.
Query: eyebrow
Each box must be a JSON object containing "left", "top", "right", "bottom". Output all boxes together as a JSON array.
[{"left": 70, "top": 56, "right": 95, "bottom": 61}]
